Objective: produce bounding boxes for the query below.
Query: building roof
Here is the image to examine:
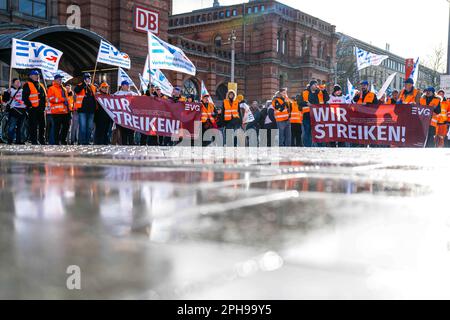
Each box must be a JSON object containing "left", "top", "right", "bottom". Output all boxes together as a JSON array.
[{"left": 0, "top": 25, "right": 107, "bottom": 76}]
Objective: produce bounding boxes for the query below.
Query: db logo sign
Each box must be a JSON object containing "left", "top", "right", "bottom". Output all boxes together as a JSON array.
[{"left": 134, "top": 6, "right": 159, "bottom": 34}]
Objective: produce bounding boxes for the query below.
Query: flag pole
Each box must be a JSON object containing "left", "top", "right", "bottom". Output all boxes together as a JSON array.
[
  {"left": 8, "top": 65, "right": 13, "bottom": 91},
  {"left": 92, "top": 60, "right": 98, "bottom": 84}
]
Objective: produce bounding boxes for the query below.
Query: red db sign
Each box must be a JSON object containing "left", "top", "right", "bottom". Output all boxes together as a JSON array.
[{"left": 134, "top": 6, "right": 159, "bottom": 34}]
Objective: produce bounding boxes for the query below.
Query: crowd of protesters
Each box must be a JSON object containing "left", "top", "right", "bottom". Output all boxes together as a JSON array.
[{"left": 1, "top": 70, "right": 449, "bottom": 148}]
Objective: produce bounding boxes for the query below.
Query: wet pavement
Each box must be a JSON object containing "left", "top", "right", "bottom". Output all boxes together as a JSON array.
[{"left": 1, "top": 145, "right": 450, "bottom": 299}]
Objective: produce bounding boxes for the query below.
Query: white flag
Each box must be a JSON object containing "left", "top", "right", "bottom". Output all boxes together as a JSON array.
[
  {"left": 356, "top": 47, "right": 388, "bottom": 71},
  {"left": 143, "top": 56, "right": 174, "bottom": 96},
  {"left": 96, "top": 40, "right": 131, "bottom": 69},
  {"left": 409, "top": 58, "right": 420, "bottom": 84},
  {"left": 345, "top": 79, "right": 356, "bottom": 103},
  {"left": 11, "top": 38, "right": 63, "bottom": 72},
  {"left": 117, "top": 67, "right": 139, "bottom": 92},
  {"left": 41, "top": 69, "right": 73, "bottom": 83},
  {"left": 377, "top": 73, "right": 397, "bottom": 100},
  {"left": 147, "top": 32, "right": 196, "bottom": 76},
  {"left": 139, "top": 73, "right": 149, "bottom": 91}
]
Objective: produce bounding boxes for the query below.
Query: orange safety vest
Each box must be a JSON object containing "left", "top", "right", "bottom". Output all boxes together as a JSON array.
[
  {"left": 436, "top": 100, "right": 449, "bottom": 138},
  {"left": 201, "top": 102, "right": 216, "bottom": 123},
  {"left": 67, "top": 94, "right": 74, "bottom": 111},
  {"left": 47, "top": 82, "right": 69, "bottom": 115},
  {"left": 290, "top": 100, "right": 303, "bottom": 124},
  {"left": 438, "top": 100, "right": 449, "bottom": 124},
  {"left": 399, "top": 88, "right": 420, "bottom": 104},
  {"left": 357, "top": 91, "right": 376, "bottom": 104},
  {"left": 27, "top": 81, "right": 46, "bottom": 107},
  {"left": 302, "top": 90, "right": 324, "bottom": 113},
  {"left": 272, "top": 97, "right": 290, "bottom": 122},
  {"left": 420, "top": 96, "right": 441, "bottom": 128},
  {"left": 223, "top": 99, "right": 240, "bottom": 121},
  {"left": 74, "top": 84, "right": 96, "bottom": 110}
]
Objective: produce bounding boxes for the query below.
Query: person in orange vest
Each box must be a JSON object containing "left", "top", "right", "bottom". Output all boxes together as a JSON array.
[
  {"left": 47, "top": 74, "right": 71, "bottom": 145},
  {"left": 201, "top": 93, "right": 217, "bottom": 146},
  {"left": 74, "top": 73, "right": 97, "bottom": 145},
  {"left": 223, "top": 89, "right": 242, "bottom": 146},
  {"left": 385, "top": 90, "right": 399, "bottom": 104},
  {"left": 353, "top": 80, "right": 378, "bottom": 104},
  {"left": 272, "top": 88, "right": 292, "bottom": 147},
  {"left": 299, "top": 80, "right": 329, "bottom": 147},
  {"left": 398, "top": 78, "right": 421, "bottom": 104},
  {"left": 436, "top": 89, "right": 448, "bottom": 148},
  {"left": 420, "top": 87, "right": 442, "bottom": 148},
  {"left": 22, "top": 69, "right": 47, "bottom": 145},
  {"left": 290, "top": 95, "right": 302, "bottom": 147}
]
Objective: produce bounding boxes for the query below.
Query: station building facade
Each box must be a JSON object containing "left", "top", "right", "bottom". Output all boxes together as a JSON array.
[{"left": 169, "top": 0, "right": 338, "bottom": 102}]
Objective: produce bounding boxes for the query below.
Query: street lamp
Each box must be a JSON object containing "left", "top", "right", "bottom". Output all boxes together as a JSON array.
[{"left": 228, "top": 30, "right": 237, "bottom": 83}]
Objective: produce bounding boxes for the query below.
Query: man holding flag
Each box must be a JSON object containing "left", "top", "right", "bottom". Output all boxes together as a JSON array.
[{"left": 22, "top": 70, "right": 47, "bottom": 145}]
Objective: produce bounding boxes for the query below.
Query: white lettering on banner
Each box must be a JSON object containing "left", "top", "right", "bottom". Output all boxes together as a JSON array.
[
  {"left": 314, "top": 124, "right": 406, "bottom": 143},
  {"left": 411, "top": 107, "right": 431, "bottom": 116},
  {"left": 312, "top": 107, "right": 348, "bottom": 122},
  {"left": 185, "top": 103, "right": 200, "bottom": 112},
  {"left": 97, "top": 97, "right": 181, "bottom": 134},
  {"left": 135, "top": 6, "right": 159, "bottom": 34}
]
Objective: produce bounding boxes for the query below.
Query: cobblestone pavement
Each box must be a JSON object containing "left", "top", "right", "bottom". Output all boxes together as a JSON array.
[{"left": 1, "top": 146, "right": 450, "bottom": 299}]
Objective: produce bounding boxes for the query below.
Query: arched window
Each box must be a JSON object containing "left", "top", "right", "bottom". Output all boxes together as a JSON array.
[
  {"left": 214, "top": 35, "right": 222, "bottom": 47},
  {"left": 182, "top": 79, "right": 199, "bottom": 100},
  {"left": 282, "top": 33, "right": 287, "bottom": 55},
  {"left": 216, "top": 83, "right": 228, "bottom": 101}
]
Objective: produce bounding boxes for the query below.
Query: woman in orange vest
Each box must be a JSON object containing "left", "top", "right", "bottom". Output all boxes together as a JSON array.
[
  {"left": 47, "top": 74, "right": 70, "bottom": 145},
  {"left": 420, "top": 87, "right": 442, "bottom": 148},
  {"left": 272, "top": 88, "right": 292, "bottom": 147},
  {"left": 222, "top": 89, "right": 242, "bottom": 146},
  {"left": 201, "top": 93, "right": 217, "bottom": 146},
  {"left": 290, "top": 95, "right": 303, "bottom": 147}
]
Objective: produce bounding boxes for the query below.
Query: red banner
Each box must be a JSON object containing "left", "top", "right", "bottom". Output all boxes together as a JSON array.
[
  {"left": 311, "top": 104, "right": 433, "bottom": 147},
  {"left": 96, "top": 95, "right": 201, "bottom": 138},
  {"left": 405, "top": 58, "right": 414, "bottom": 80}
]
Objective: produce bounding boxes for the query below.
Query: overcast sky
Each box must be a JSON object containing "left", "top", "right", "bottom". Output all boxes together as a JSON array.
[{"left": 173, "top": 0, "right": 450, "bottom": 70}]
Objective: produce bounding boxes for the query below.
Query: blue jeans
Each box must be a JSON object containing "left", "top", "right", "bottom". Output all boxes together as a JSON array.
[
  {"left": 302, "top": 113, "right": 312, "bottom": 147},
  {"left": 7, "top": 110, "right": 26, "bottom": 144},
  {"left": 277, "top": 121, "right": 291, "bottom": 147},
  {"left": 78, "top": 112, "right": 94, "bottom": 145}
]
